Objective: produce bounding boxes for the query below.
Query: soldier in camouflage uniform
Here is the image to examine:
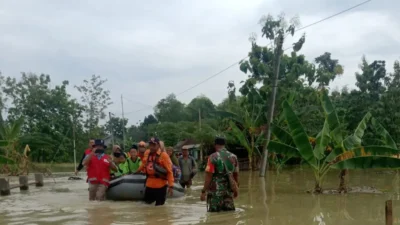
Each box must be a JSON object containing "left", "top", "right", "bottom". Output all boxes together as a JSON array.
[{"left": 200, "top": 137, "right": 239, "bottom": 212}]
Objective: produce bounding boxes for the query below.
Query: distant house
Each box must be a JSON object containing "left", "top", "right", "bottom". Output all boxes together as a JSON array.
[{"left": 174, "top": 139, "right": 202, "bottom": 160}]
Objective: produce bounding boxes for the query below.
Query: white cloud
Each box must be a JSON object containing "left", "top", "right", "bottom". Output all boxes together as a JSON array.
[{"left": 0, "top": 0, "right": 399, "bottom": 125}]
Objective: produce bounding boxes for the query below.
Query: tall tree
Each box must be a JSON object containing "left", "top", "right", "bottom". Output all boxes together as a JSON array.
[
  {"left": 154, "top": 94, "right": 186, "bottom": 122},
  {"left": 0, "top": 72, "right": 6, "bottom": 111},
  {"left": 185, "top": 95, "right": 216, "bottom": 121},
  {"left": 103, "top": 116, "right": 128, "bottom": 142},
  {"left": 75, "top": 75, "right": 112, "bottom": 136},
  {"left": 240, "top": 14, "right": 307, "bottom": 177},
  {"left": 313, "top": 52, "right": 344, "bottom": 88},
  {"left": 141, "top": 114, "right": 158, "bottom": 128},
  {"left": 2, "top": 73, "right": 83, "bottom": 162}
]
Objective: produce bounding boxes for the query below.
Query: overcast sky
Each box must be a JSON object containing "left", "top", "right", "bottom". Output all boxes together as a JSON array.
[{"left": 1, "top": 0, "right": 399, "bottom": 125}]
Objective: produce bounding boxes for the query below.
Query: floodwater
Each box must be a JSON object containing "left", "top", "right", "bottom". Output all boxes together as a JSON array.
[{"left": 1, "top": 167, "right": 399, "bottom": 225}]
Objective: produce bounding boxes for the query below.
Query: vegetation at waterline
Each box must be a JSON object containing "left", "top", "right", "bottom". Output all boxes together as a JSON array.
[
  {"left": 268, "top": 91, "right": 400, "bottom": 193},
  {"left": 0, "top": 13, "right": 400, "bottom": 182}
]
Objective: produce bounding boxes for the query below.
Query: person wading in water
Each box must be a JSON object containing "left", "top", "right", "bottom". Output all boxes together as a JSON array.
[
  {"left": 83, "top": 139, "right": 117, "bottom": 201},
  {"left": 200, "top": 137, "right": 239, "bottom": 212},
  {"left": 75, "top": 138, "right": 95, "bottom": 176},
  {"left": 137, "top": 137, "right": 174, "bottom": 206},
  {"left": 179, "top": 148, "right": 197, "bottom": 189}
]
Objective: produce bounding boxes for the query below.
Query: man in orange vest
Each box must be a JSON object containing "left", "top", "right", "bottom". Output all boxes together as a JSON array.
[
  {"left": 137, "top": 137, "right": 174, "bottom": 206},
  {"left": 75, "top": 138, "right": 95, "bottom": 176},
  {"left": 83, "top": 139, "right": 117, "bottom": 201}
]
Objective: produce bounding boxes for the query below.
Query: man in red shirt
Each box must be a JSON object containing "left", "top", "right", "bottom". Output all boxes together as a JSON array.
[
  {"left": 83, "top": 139, "right": 117, "bottom": 201},
  {"left": 75, "top": 138, "right": 95, "bottom": 175}
]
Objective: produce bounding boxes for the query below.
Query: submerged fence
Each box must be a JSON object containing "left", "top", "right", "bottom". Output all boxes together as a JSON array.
[{"left": 0, "top": 173, "right": 44, "bottom": 196}]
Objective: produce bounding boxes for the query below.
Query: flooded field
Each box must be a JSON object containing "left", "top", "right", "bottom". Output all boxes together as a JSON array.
[{"left": 1, "top": 167, "right": 399, "bottom": 225}]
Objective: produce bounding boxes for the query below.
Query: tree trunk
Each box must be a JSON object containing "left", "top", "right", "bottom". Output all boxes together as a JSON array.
[
  {"left": 252, "top": 154, "right": 258, "bottom": 171},
  {"left": 314, "top": 182, "right": 323, "bottom": 194},
  {"left": 248, "top": 153, "right": 252, "bottom": 171},
  {"left": 338, "top": 169, "right": 348, "bottom": 193}
]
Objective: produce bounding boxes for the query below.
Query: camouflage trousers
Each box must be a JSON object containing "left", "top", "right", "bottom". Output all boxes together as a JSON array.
[{"left": 207, "top": 193, "right": 235, "bottom": 212}]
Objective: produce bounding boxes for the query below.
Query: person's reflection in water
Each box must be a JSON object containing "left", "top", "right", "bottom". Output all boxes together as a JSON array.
[{"left": 87, "top": 206, "right": 115, "bottom": 225}]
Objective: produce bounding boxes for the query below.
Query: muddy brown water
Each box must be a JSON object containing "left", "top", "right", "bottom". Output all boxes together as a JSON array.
[{"left": 1, "top": 167, "right": 400, "bottom": 225}]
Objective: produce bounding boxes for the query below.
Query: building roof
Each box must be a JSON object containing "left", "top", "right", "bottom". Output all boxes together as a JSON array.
[
  {"left": 174, "top": 139, "right": 197, "bottom": 149},
  {"left": 182, "top": 144, "right": 201, "bottom": 149}
]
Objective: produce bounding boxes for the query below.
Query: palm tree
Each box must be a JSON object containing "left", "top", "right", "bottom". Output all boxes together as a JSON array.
[{"left": 268, "top": 90, "right": 400, "bottom": 193}]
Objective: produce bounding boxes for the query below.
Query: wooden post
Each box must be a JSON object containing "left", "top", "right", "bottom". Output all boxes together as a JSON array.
[
  {"left": 35, "top": 173, "right": 44, "bottom": 187},
  {"left": 0, "top": 178, "right": 10, "bottom": 196},
  {"left": 19, "top": 176, "right": 29, "bottom": 191},
  {"left": 386, "top": 200, "right": 393, "bottom": 225}
]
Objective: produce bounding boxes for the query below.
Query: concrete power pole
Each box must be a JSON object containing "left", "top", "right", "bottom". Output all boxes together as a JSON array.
[
  {"left": 259, "top": 33, "right": 284, "bottom": 177},
  {"left": 121, "top": 94, "right": 126, "bottom": 151},
  {"left": 109, "top": 112, "right": 115, "bottom": 146}
]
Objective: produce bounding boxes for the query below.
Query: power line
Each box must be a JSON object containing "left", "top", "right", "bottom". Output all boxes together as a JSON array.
[
  {"left": 121, "top": 0, "right": 371, "bottom": 116},
  {"left": 122, "top": 96, "right": 153, "bottom": 108}
]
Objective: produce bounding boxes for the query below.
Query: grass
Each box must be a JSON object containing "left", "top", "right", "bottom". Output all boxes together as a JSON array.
[{"left": 32, "top": 163, "right": 76, "bottom": 173}]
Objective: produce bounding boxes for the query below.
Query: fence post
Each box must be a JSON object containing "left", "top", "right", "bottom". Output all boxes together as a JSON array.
[
  {"left": 35, "top": 173, "right": 44, "bottom": 187},
  {"left": 19, "top": 175, "right": 29, "bottom": 191},
  {"left": 386, "top": 200, "right": 393, "bottom": 225},
  {"left": 0, "top": 178, "right": 10, "bottom": 196}
]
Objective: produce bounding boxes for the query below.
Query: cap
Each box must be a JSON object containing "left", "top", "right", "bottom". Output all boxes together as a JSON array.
[
  {"left": 93, "top": 139, "right": 107, "bottom": 148},
  {"left": 214, "top": 137, "right": 226, "bottom": 145},
  {"left": 148, "top": 137, "right": 160, "bottom": 144},
  {"left": 138, "top": 141, "right": 146, "bottom": 147}
]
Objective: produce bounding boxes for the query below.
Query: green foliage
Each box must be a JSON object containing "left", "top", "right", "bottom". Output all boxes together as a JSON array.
[
  {"left": 75, "top": 75, "right": 112, "bottom": 136},
  {"left": 268, "top": 91, "right": 400, "bottom": 192},
  {"left": 154, "top": 94, "right": 186, "bottom": 122}
]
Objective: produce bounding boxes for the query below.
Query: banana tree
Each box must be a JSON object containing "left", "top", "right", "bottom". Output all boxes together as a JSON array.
[
  {"left": 215, "top": 101, "right": 265, "bottom": 170},
  {"left": 268, "top": 91, "right": 400, "bottom": 193},
  {"left": 0, "top": 114, "right": 54, "bottom": 175}
]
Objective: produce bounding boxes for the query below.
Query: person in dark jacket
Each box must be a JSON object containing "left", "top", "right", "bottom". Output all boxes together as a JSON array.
[{"left": 75, "top": 138, "right": 95, "bottom": 175}]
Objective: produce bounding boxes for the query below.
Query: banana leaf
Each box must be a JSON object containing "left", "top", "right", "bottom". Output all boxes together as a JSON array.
[
  {"left": 314, "top": 119, "right": 330, "bottom": 160},
  {"left": 331, "top": 156, "right": 400, "bottom": 169},
  {"left": 320, "top": 91, "right": 343, "bottom": 145},
  {"left": 331, "top": 146, "right": 400, "bottom": 164},
  {"left": 271, "top": 124, "right": 295, "bottom": 146},
  {"left": 228, "top": 121, "right": 251, "bottom": 153},
  {"left": 371, "top": 118, "right": 397, "bottom": 149},
  {"left": 267, "top": 141, "right": 301, "bottom": 158},
  {"left": 283, "top": 101, "right": 316, "bottom": 168},
  {"left": 342, "top": 113, "right": 371, "bottom": 150},
  {"left": 212, "top": 110, "right": 244, "bottom": 124},
  {"left": 9, "top": 116, "right": 25, "bottom": 139},
  {"left": 0, "top": 140, "right": 8, "bottom": 147},
  {"left": 0, "top": 155, "right": 15, "bottom": 164}
]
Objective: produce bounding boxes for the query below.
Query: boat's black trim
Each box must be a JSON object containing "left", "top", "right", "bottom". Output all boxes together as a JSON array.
[
  {"left": 109, "top": 178, "right": 145, "bottom": 189},
  {"left": 172, "top": 185, "right": 184, "bottom": 193},
  {"left": 108, "top": 178, "right": 184, "bottom": 193}
]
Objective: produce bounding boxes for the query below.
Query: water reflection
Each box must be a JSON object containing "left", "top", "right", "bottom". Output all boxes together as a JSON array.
[{"left": 0, "top": 168, "right": 398, "bottom": 224}]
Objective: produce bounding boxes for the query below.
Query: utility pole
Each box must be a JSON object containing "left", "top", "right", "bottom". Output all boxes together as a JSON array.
[
  {"left": 121, "top": 94, "right": 126, "bottom": 151},
  {"left": 259, "top": 33, "right": 284, "bottom": 177},
  {"left": 72, "top": 116, "right": 76, "bottom": 170},
  {"left": 109, "top": 112, "right": 115, "bottom": 146},
  {"left": 198, "top": 108, "right": 202, "bottom": 130},
  {"left": 199, "top": 108, "right": 203, "bottom": 161}
]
